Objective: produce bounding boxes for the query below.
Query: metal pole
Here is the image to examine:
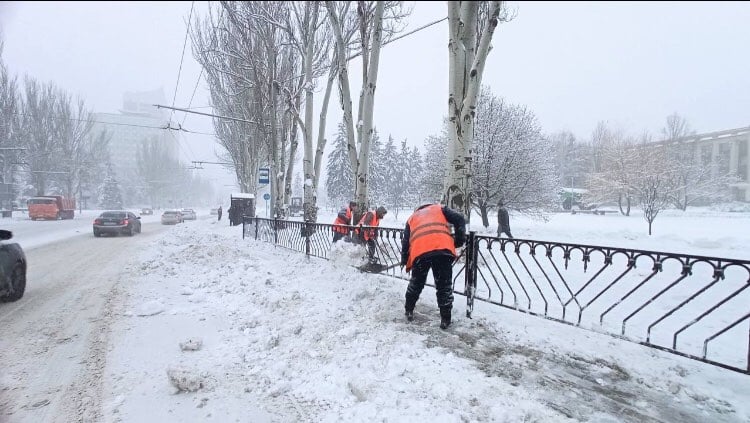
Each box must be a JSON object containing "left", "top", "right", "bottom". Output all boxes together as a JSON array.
[
  {"left": 465, "top": 231, "right": 477, "bottom": 319},
  {"left": 305, "top": 222, "right": 311, "bottom": 257}
]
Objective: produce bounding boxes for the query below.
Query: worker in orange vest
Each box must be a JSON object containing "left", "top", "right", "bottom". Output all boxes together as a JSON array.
[
  {"left": 332, "top": 201, "right": 358, "bottom": 243},
  {"left": 400, "top": 203, "right": 466, "bottom": 329},
  {"left": 355, "top": 206, "right": 387, "bottom": 262}
]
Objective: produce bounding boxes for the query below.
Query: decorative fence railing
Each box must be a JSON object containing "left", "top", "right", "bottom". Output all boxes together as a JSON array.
[{"left": 243, "top": 216, "right": 750, "bottom": 375}]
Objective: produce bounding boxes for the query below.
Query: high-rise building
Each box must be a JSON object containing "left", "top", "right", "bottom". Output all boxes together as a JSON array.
[{"left": 91, "top": 88, "right": 180, "bottom": 179}]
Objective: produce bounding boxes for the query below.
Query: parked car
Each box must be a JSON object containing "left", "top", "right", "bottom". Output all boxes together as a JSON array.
[
  {"left": 0, "top": 229, "right": 27, "bottom": 302},
  {"left": 93, "top": 211, "right": 142, "bottom": 237},
  {"left": 161, "top": 210, "right": 183, "bottom": 225},
  {"left": 141, "top": 207, "right": 154, "bottom": 216},
  {"left": 181, "top": 208, "right": 197, "bottom": 220}
]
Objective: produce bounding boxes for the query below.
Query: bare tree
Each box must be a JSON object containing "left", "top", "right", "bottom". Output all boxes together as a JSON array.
[
  {"left": 660, "top": 113, "right": 735, "bottom": 209},
  {"left": 444, "top": 1, "right": 510, "bottom": 222},
  {"left": 585, "top": 127, "right": 641, "bottom": 216},
  {"left": 192, "top": 5, "right": 262, "bottom": 195},
  {"left": 54, "top": 95, "right": 109, "bottom": 200},
  {"left": 18, "top": 77, "right": 63, "bottom": 196},
  {"left": 632, "top": 143, "right": 675, "bottom": 235},
  {"left": 588, "top": 120, "right": 614, "bottom": 175},
  {"left": 472, "top": 87, "right": 557, "bottom": 227},
  {"left": 192, "top": 2, "right": 296, "bottom": 214},
  {"left": 260, "top": 1, "right": 333, "bottom": 222},
  {"left": 325, "top": 1, "right": 408, "bottom": 221},
  {"left": 0, "top": 41, "right": 21, "bottom": 206}
]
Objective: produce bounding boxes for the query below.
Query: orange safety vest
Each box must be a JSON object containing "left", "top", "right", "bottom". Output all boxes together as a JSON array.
[
  {"left": 355, "top": 211, "right": 380, "bottom": 241},
  {"left": 405, "top": 205, "right": 456, "bottom": 271},
  {"left": 333, "top": 207, "right": 353, "bottom": 234}
]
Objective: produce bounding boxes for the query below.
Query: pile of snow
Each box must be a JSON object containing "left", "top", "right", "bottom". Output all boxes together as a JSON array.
[
  {"left": 133, "top": 300, "right": 165, "bottom": 317},
  {"left": 179, "top": 338, "right": 203, "bottom": 352},
  {"left": 101, "top": 217, "right": 750, "bottom": 422},
  {"left": 167, "top": 367, "right": 209, "bottom": 393}
]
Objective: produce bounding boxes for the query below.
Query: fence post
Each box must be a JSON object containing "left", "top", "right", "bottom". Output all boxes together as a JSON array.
[
  {"left": 305, "top": 221, "right": 311, "bottom": 257},
  {"left": 254, "top": 217, "right": 259, "bottom": 240},
  {"left": 465, "top": 231, "right": 477, "bottom": 318},
  {"left": 242, "top": 216, "right": 246, "bottom": 240},
  {"left": 274, "top": 217, "right": 278, "bottom": 245}
]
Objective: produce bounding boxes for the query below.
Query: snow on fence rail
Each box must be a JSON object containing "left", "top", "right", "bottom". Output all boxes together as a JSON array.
[{"left": 243, "top": 216, "right": 750, "bottom": 375}]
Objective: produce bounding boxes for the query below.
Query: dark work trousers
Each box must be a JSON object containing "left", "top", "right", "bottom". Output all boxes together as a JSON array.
[
  {"left": 332, "top": 231, "right": 346, "bottom": 243},
  {"left": 405, "top": 254, "right": 454, "bottom": 312},
  {"left": 365, "top": 239, "right": 376, "bottom": 261}
]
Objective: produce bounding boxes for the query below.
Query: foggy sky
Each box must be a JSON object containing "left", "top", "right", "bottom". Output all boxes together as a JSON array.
[{"left": 2, "top": 1, "right": 749, "bottom": 195}]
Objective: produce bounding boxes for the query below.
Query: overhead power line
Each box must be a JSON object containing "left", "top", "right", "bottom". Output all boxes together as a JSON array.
[
  {"left": 10, "top": 111, "right": 215, "bottom": 136},
  {"left": 181, "top": 68, "right": 204, "bottom": 127},
  {"left": 154, "top": 104, "right": 259, "bottom": 125},
  {"left": 10, "top": 111, "right": 170, "bottom": 130},
  {"left": 170, "top": 1, "right": 196, "bottom": 123}
]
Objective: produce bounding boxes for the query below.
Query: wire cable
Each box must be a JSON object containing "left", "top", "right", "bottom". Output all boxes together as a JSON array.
[{"left": 170, "top": 1, "right": 196, "bottom": 122}]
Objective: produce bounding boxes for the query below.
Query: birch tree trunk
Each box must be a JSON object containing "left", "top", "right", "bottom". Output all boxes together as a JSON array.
[
  {"left": 355, "top": 0, "right": 385, "bottom": 212},
  {"left": 313, "top": 66, "right": 337, "bottom": 204},
  {"left": 268, "top": 51, "right": 284, "bottom": 219},
  {"left": 444, "top": 1, "right": 503, "bottom": 222},
  {"left": 326, "top": 2, "right": 359, "bottom": 181},
  {"left": 326, "top": 0, "right": 386, "bottom": 222},
  {"left": 285, "top": 109, "right": 299, "bottom": 213},
  {"left": 302, "top": 2, "right": 319, "bottom": 223}
]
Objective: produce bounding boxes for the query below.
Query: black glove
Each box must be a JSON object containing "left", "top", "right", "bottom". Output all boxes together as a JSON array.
[{"left": 454, "top": 233, "right": 465, "bottom": 248}]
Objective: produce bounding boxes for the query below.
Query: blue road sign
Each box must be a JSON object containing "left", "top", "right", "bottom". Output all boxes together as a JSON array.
[{"left": 263, "top": 193, "right": 270, "bottom": 201}]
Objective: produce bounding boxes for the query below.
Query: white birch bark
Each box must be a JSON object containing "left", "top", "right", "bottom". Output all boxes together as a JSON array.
[
  {"left": 302, "top": 2, "right": 319, "bottom": 223},
  {"left": 355, "top": 0, "right": 385, "bottom": 209},
  {"left": 313, "top": 63, "right": 337, "bottom": 215},
  {"left": 325, "top": 2, "right": 359, "bottom": 177},
  {"left": 444, "top": 1, "right": 503, "bottom": 222}
]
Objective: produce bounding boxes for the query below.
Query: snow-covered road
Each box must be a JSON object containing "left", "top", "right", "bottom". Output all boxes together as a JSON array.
[
  {"left": 0, "top": 211, "right": 163, "bottom": 251},
  {"left": 0, "top": 219, "right": 170, "bottom": 422}
]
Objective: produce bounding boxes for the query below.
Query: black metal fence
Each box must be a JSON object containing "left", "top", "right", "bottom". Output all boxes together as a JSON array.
[{"left": 243, "top": 216, "right": 750, "bottom": 375}]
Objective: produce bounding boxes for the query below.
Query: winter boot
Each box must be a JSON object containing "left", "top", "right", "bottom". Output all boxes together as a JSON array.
[
  {"left": 405, "top": 309, "right": 414, "bottom": 322},
  {"left": 439, "top": 307, "right": 452, "bottom": 330}
]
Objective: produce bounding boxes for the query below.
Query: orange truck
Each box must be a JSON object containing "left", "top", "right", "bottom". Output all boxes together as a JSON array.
[{"left": 27, "top": 195, "right": 76, "bottom": 220}]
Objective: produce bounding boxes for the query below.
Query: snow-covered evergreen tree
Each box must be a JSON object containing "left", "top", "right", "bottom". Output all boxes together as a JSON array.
[
  {"left": 367, "top": 129, "right": 386, "bottom": 208},
  {"left": 408, "top": 145, "right": 424, "bottom": 206},
  {"left": 325, "top": 123, "right": 354, "bottom": 208},
  {"left": 292, "top": 172, "right": 303, "bottom": 198},
  {"left": 377, "top": 135, "right": 401, "bottom": 216},
  {"left": 98, "top": 162, "right": 123, "bottom": 210},
  {"left": 420, "top": 132, "right": 447, "bottom": 204}
]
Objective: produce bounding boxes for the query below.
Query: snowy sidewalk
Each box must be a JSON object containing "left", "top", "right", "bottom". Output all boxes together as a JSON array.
[{"left": 101, "top": 220, "right": 749, "bottom": 422}]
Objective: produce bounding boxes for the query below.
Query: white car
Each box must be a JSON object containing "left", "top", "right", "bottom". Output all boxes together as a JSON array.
[
  {"left": 161, "top": 210, "right": 183, "bottom": 225},
  {"left": 181, "top": 209, "right": 197, "bottom": 220}
]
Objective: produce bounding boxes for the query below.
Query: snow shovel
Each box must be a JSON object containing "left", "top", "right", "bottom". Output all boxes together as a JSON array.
[{"left": 357, "top": 260, "right": 401, "bottom": 274}]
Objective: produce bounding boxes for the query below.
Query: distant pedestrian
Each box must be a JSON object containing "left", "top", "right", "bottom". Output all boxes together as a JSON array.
[
  {"left": 496, "top": 200, "right": 513, "bottom": 238},
  {"left": 400, "top": 203, "right": 466, "bottom": 330},
  {"left": 218, "top": 206, "right": 223, "bottom": 221}
]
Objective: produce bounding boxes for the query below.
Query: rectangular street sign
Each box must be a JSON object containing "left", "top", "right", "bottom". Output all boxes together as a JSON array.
[{"left": 259, "top": 167, "right": 269, "bottom": 184}]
